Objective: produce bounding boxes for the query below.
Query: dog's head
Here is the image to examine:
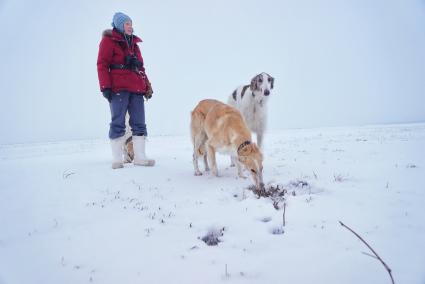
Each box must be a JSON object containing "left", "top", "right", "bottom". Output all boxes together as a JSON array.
[
  {"left": 238, "top": 143, "right": 264, "bottom": 190},
  {"left": 250, "top": 72, "right": 275, "bottom": 98}
]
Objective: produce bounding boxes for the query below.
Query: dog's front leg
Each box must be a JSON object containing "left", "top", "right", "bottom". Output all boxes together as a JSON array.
[
  {"left": 207, "top": 143, "right": 218, "bottom": 176},
  {"left": 230, "top": 156, "right": 236, "bottom": 167},
  {"left": 257, "top": 132, "right": 264, "bottom": 149},
  {"left": 235, "top": 158, "right": 247, "bottom": 179}
]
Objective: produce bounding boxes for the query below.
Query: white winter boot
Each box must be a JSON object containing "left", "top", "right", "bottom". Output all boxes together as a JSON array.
[
  {"left": 110, "top": 136, "right": 125, "bottom": 169},
  {"left": 132, "top": 135, "right": 155, "bottom": 167}
]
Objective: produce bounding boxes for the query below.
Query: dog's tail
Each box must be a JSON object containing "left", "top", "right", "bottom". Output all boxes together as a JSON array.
[{"left": 190, "top": 109, "right": 207, "bottom": 156}]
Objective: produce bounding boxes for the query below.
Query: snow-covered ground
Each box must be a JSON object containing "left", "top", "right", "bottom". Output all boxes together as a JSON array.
[{"left": 1, "top": 123, "right": 424, "bottom": 284}]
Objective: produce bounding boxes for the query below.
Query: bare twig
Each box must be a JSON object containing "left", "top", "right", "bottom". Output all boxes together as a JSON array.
[
  {"left": 225, "top": 264, "right": 230, "bottom": 278},
  {"left": 362, "top": 251, "right": 379, "bottom": 260},
  {"left": 339, "top": 221, "right": 395, "bottom": 284},
  {"left": 333, "top": 173, "right": 346, "bottom": 182}
]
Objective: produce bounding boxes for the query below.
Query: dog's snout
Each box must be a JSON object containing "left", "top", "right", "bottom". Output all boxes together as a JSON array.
[{"left": 264, "top": 89, "right": 270, "bottom": 96}]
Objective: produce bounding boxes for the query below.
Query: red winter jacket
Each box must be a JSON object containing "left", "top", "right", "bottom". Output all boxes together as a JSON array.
[{"left": 97, "top": 29, "right": 150, "bottom": 94}]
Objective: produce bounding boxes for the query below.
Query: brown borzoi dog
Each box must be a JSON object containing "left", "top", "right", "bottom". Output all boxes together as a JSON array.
[{"left": 191, "top": 99, "right": 264, "bottom": 190}]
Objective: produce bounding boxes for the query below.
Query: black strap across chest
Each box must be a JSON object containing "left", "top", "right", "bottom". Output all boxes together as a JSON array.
[{"left": 109, "top": 64, "right": 129, "bottom": 70}]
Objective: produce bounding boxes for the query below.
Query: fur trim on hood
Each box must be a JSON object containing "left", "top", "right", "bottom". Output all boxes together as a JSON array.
[
  {"left": 101, "top": 28, "right": 142, "bottom": 43},
  {"left": 102, "top": 29, "right": 113, "bottom": 37}
]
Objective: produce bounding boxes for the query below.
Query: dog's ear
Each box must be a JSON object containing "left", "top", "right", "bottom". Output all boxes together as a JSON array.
[
  {"left": 239, "top": 144, "right": 254, "bottom": 156},
  {"left": 250, "top": 75, "right": 258, "bottom": 91}
]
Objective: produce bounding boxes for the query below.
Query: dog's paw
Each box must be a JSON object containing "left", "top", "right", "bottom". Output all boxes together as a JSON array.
[
  {"left": 238, "top": 174, "right": 247, "bottom": 179},
  {"left": 238, "top": 173, "right": 247, "bottom": 179},
  {"left": 194, "top": 171, "right": 203, "bottom": 176},
  {"left": 123, "top": 154, "right": 133, "bottom": 163}
]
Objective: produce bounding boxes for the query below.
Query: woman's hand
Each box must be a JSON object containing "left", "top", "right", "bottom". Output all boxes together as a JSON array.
[
  {"left": 145, "top": 82, "right": 153, "bottom": 100},
  {"left": 102, "top": 88, "right": 113, "bottom": 102}
]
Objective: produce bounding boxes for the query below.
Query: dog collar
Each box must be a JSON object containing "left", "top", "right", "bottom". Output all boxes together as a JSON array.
[{"left": 237, "top": 140, "right": 251, "bottom": 154}]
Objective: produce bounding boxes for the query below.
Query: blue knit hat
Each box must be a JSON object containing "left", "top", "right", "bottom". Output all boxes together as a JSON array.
[{"left": 111, "top": 12, "right": 132, "bottom": 34}]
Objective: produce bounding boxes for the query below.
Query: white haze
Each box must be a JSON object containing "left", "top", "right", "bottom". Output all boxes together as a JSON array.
[{"left": 0, "top": 0, "right": 424, "bottom": 144}]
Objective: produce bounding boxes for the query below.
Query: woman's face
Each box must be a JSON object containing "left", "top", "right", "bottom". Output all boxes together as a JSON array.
[{"left": 124, "top": 21, "right": 133, "bottom": 35}]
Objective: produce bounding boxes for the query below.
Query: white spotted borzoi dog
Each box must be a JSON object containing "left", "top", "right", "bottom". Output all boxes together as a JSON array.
[{"left": 227, "top": 72, "right": 275, "bottom": 149}]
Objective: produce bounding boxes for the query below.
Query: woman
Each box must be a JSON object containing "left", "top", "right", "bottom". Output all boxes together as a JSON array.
[{"left": 97, "top": 12, "right": 155, "bottom": 169}]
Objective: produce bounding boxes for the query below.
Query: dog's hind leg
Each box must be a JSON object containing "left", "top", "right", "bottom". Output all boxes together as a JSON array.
[
  {"left": 193, "top": 133, "right": 208, "bottom": 175},
  {"left": 192, "top": 137, "right": 206, "bottom": 176},
  {"left": 191, "top": 111, "right": 205, "bottom": 176},
  {"left": 203, "top": 151, "right": 210, "bottom": 172},
  {"left": 207, "top": 142, "right": 218, "bottom": 176},
  {"left": 193, "top": 151, "right": 202, "bottom": 176},
  {"left": 191, "top": 109, "right": 210, "bottom": 175}
]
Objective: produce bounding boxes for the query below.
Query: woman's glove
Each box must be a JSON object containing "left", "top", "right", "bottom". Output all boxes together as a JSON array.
[
  {"left": 145, "top": 81, "right": 153, "bottom": 100},
  {"left": 102, "top": 88, "right": 112, "bottom": 102}
]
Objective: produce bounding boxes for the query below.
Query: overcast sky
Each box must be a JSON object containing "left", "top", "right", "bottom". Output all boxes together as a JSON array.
[{"left": 0, "top": 0, "right": 424, "bottom": 144}]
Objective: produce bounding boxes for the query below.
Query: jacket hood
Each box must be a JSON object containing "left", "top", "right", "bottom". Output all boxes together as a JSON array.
[{"left": 102, "top": 28, "right": 142, "bottom": 44}]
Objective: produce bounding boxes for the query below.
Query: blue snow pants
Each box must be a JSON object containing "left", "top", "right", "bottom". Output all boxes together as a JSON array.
[{"left": 109, "top": 91, "right": 147, "bottom": 139}]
